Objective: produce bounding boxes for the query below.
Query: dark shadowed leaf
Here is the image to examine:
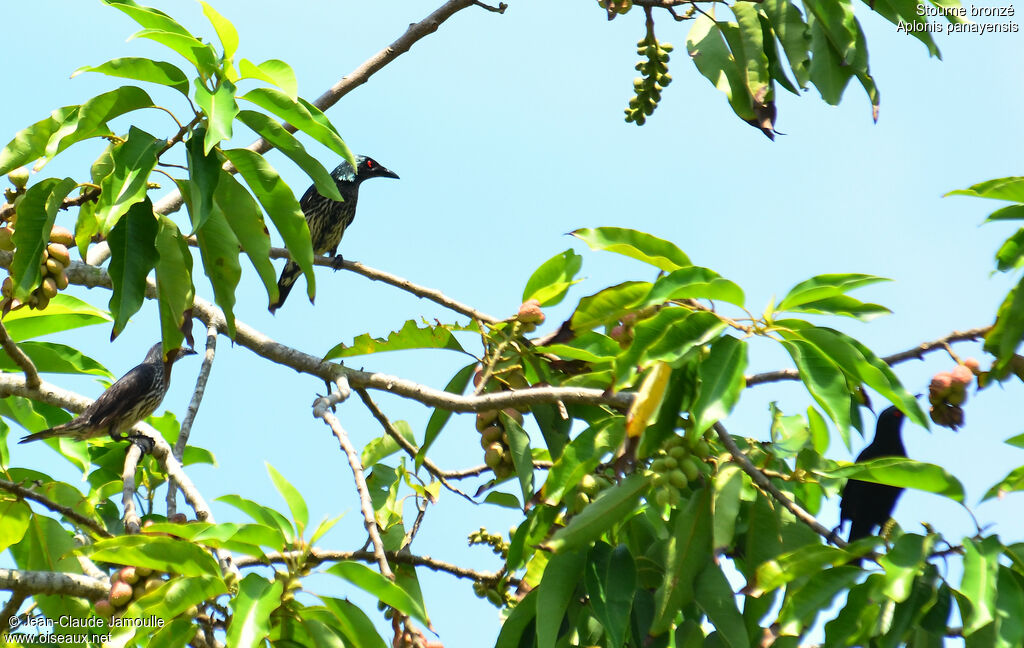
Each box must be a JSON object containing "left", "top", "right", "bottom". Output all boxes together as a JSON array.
[{"left": 107, "top": 197, "right": 159, "bottom": 338}]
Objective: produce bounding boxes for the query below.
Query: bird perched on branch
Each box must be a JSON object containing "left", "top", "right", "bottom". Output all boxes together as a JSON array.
[
  {"left": 837, "top": 406, "right": 907, "bottom": 550},
  {"left": 20, "top": 343, "right": 196, "bottom": 444},
  {"left": 269, "top": 155, "right": 399, "bottom": 312}
]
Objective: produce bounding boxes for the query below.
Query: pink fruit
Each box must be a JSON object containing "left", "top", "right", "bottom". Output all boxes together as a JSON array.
[
  {"left": 517, "top": 299, "right": 545, "bottom": 325},
  {"left": 94, "top": 599, "right": 114, "bottom": 619},
  {"left": 109, "top": 581, "right": 133, "bottom": 607},
  {"left": 950, "top": 364, "right": 973, "bottom": 385},
  {"left": 964, "top": 357, "right": 981, "bottom": 374},
  {"left": 119, "top": 567, "right": 139, "bottom": 585}
]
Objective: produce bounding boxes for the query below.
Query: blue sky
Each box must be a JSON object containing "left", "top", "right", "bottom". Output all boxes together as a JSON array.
[{"left": 4, "top": 0, "right": 1024, "bottom": 645}]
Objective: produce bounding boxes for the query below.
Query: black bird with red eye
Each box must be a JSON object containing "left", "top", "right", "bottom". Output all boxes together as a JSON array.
[
  {"left": 270, "top": 155, "right": 399, "bottom": 312},
  {"left": 836, "top": 406, "right": 908, "bottom": 559}
]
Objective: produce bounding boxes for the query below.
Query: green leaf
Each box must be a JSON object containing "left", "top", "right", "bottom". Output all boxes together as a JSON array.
[
  {"left": 199, "top": 1, "right": 239, "bottom": 59},
  {"left": 107, "top": 197, "right": 159, "bottom": 339},
  {"left": 0, "top": 342, "right": 113, "bottom": 379},
  {"left": 571, "top": 281, "right": 651, "bottom": 333},
  {"left": 730, "top": 2, "right": 772, "bottom": 106},
  {"left": 221, "top": 147, "right": 315, "bottom": 302},
  {"left": 584, "top": 543, "right": 636, "bottom": 648},
  {"left": 236, "top": 110, "right": 341, "bottom": 201},
  {"left": 227, "top": 574, "right": 284, "bottom": 648},
  {"left": 1, "top": 295, "right": 111, "bottom": 341},
  {"left": 216, "top": 494, "right": 292, "bottom": 547},
  {"left": 0, "top": 498, "right": 31, "bottom": 554},
  {"left": 238, "top": 88, "right": 354, "bottom": 166},
  {"left": 154, "top": 218, "right": 194, "bottom": 352},
  {"left": 0, "top": 106, "right": 79, "bottom": 176},
  {"left": 752, "top": 544, "right": 850, "bottom": 594},
  {"left": 239, "top": 59, "right": 298, "bottom": 99},
  {"left": 646, "top": 266, "right": 746, "bottom": 307},
  {"left": 265, "top": 463, "right": 308, "bottom": 535},
  {"left": 543, "top": 473, "right": 649, "bottom": 553},
  {"left": 614, "top": 310, "right": 725, "bottom": 388},
  {"left": 687, "top": 16, "right": 756, "bottom": 122},
  {"left": 802, "top": 0, "right": 858, "bottom": 63},
  {"left": 652, "top": 488, "right": 713, "bottom": 634},
  {"left": 695, "top": 563, "right": 749, "bottom": 648},
  {"left": 781, "top": 294, "right": 891, "bottom": 320},
  {"left": 41, "top": 86, "right": 155, "bottom": 168},
  {"left": 324, "top": 319, "right": 467, "bottom": 360},
  {"left": 996, "top": 566, "right": 1024, "bottom": 647},
  {"left": 691, "top": 336, "right": 747, "bottom": 436},
  {"left": 776, "top": 565, "right": 862, "bottom": 635},
  {"left": 946, "top": 177, "right": 1024, "bottom": 202},
  {"left": 762, "top": 0, "right": 811, "bottom": 88},
  {"left": 72, "top": 58, "right": 189, "bottom": 95},
  {"left": 503, "top": 412, "right": 535, "bottom": 505},
  {"left": 194, "top": 80, "right": 238, "bottom": 155},
  {"left": 816, "top": 457, "right": 964, "bottom": 503},
  {"left": 362, "top": 420, "right": 416, "bottom": 468},
  {"left": 960, "top": 536, "right": 1001, "bottom": 634},
  {"left": 80, "top": 534, "right": 222, "bottom": 576},
  {"left": 982, "top": 464, "right": 1024, "bottom": 502},
  {"left": 541, "top": 419, "right": 624, "bottom": 506},
  {"left": 571, "top": 227, "right": 691, "bottom": 271},
  {"left": 522, "top": 249, "right": 584, "bottom": 307},
  {"left": 537, "top": 549, "right": 586, "bottom": 648},
  {"left": 995, "top": 229, "right": 1024, "bottom": 272},
  {"left": 808, "top": 17, "right": 853, "bottom": 104},
  {"left": 985, "top": 275, "right": 1024, "bottom": 371},
  {"left": 178, "top": 178, "right": 241, "bottom": 336},
  {"left": 417, "top": 363, "right": 476, "bottom": 466},
  {"left": 122, "top": 574, "right": 227, "bottom": 630},
  {"left": 95, "top": 126, "right": 163, "bottom": 234},
  {"left": 103, "top": 0, "right": 193, "bottom": 37},
  {"left": 780, "top": 335, "right": 852, "bottom": 438},
  {"left": 327, "top": 562, "right": 430, "bottom": 628},
  {"left": 213, "top": 171, "right": 278, "bottom": 306},
  {"left": 712, "top": 465, "right": 744, "bottom": 553},
  {"left": 777, "top": 273, "right": 889, "bottom": 311},
  {"left": 9, "top": 177, "right": 77, "bottom": 300},
  {"left": 319, "top": 597, "right": 388, "bottom": 648},
  {"left": 183, "top": 129, "right": 221, "bottom": 233},
  {"left": 878, "top": 533, "right": 935, "bottom": 603},
  {"left": 128, "top": 29, "right": 219, "bottom": 78}
]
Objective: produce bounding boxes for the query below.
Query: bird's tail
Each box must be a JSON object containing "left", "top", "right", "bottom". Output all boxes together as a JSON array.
[
  {"left": 269, "top": 261, "right": 302, "bottom": 313},
  {"left": 20, "top": 421, "right": 87, "bottom": 444}
]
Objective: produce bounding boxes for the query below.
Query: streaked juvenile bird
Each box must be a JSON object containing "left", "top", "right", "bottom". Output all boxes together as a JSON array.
[
  {"left": 20, "top": 343, "right": 196, "bottom": 444},
  {"left": 269, "top": 155, "right": 399, "bottom": 312},
  {"left": 838, "top": 406, "right": 907, "bottom": 547}
]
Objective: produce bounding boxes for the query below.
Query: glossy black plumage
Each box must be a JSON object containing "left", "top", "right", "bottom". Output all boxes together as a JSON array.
[
  {"left": 839, "top": 406, "right": 907, "bottom": 544},
  {"left": 269, "top": 155, "right": 398, "bottom": 312},
  {"left": 19, "top": 343, "right": 196, "bottom": 443}
]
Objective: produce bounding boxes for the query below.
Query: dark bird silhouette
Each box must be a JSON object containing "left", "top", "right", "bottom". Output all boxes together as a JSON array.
[
  {"left": 20, "top": 343, "right": 196, "bottom": 444},
  {"left": 269, "top": 155, "right": 399, "bottom": 312},
  {"left": 838, "top": 406, "right": 907, "bottom": 547}
]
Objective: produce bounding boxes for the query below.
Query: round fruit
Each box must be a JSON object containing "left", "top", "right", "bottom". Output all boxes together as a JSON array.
[
  {"left": 680, "top": 457, "right": 700, "bottom": 482},
  {"left": 572, "top": 491, "right": 590, "bottom": 513},
  {"left": 1, "top": 276, "right": 12, "bottom": 298},
  {"left": 692, "top": 440, "right": 712, "bottom": 459},
  {"left": 481, "top": 425, "right": 504, "bottom": 446},
  {"left": 109, "top": 581, "right": 133, "bottom": 607},
  {"left": 669, "top": 446, "right": 688, "bottom": 461},
  {"left": 501, "top": 408, "right": 524, "bottom": 426},
  {"left": 654, "top": 489, "right": 670, "bottom": 507},
  {"left": 135, "top": 566, "right": 152, "bottom": 578},
  {"left": 668, "top": 469, "right": 688, "bottom": 490},
  {"left": 484, "top": 444, "right": 504, "bottom": 469},
  {"left": 7, "top": 168, "right": 29, "bottom": 190},
  {"left": 169, "top": 513, "right": 188, "bottom": 524},
  {"left": 950, "top": 364, "right": 973, "bottom": 385},
  {"left": 55, "top": 270, "right": 69, "bottom": 290},
  {"left": 517, "top": 299, "right": 544, "bottom": 325},
  {"left": 44, "top": 257, "right": 63, "bottom": 277},
  {"left": 94, "top": 599, "right": 114, "bottom": 619},
  {"left": 49, "top": 225, "right": 74, "bottom": 247},
  {"left": 46, "top": 242, "right": 70, "bottom": 267},
  {"left": 580, "top": 474, "right": 600, "bottom": 496},
  {"left": 486, "top": 589, "right": 504, "bottom": 606},
  {"left": 0, "top": 226, "right": 14, "bottom": 251},
  {"left": 33, "top": 292, "right": 50, "bottom": 310},
  {"left": 119, "top": 567, "right": 139, "bottom": 585},
  {"left": 476, "top": 410, "right": 499, "bottom": 431},
  {"left": 964, "top": 357, "right": 981, "bottom": 374},
  {"left": 143, "top": 576, "right": 163, "bottom": 594},
  {"left": 41, "top": 277, "right": 58, "bottom": 299}
]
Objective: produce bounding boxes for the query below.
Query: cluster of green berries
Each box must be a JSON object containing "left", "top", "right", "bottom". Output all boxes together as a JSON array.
[
  {"left": 647, "top": 434, "right": 710, "bottom": 507},
  {"left": 569, "top": 472, "right": 614, "bottom": 514},
  {"left": 625, "top": 36, "right": 673, "bottom": 125}
]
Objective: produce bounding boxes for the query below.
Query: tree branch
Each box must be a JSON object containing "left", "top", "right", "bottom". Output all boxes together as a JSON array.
[
  {"left": 0, "top": 479, "right": 111, "bottom": 539},
  {"left": 0, "top": 568, "right": 108, "bottom": 601},
  {"left": 745, "top": 326, "right": 992, "bottom": 387},
  {"left": 168, "top": 324, "right": 218, "bottom": 516},
  {"left": 121, "top": 443, "right": 144, "bottom": 534},
  {"left": 0, "top": 320, "right": 40, "bottom": 390},
  {"left": 713, "top": 421, "right": 845, "bottom": 547},
  {"left": 314, "top": 405, "right": 394, "bottom": 580}
]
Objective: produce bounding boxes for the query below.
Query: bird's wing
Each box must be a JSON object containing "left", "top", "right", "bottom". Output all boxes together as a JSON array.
[{"left": 85, "top": 363, "right": 160, "bottom": 429}]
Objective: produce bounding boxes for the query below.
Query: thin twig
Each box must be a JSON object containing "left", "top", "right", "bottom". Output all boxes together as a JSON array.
[
  {"left": 167, "top": 324, "right": 218, "bottom": 516},
  {"left": 714, "top": 422, "right": 844, "bottom": 547},
  {"left": 0, "top": 592, "right": 26, "bottom": 631},
  {"left": 315, "top": 406, "right": 394, "bottom": 580},
  {"left": 121, "top": 443, "right": 144, "bottom": 535},
  {"left": 439, "top": 461, "right": 552, "bottom": 480},
  {"left": 355, "top": 388, "right": 476, "bottom": 503},
  {"left": 0, "top": 479, "right": 111, "bottom": 539},
  {"left": 234, "top": 549, "right": 511, "bottom": 585},
  {"left": 0, "top": 321, "right": 40, "bottom": 389},
  {"left": 746, "top": 326, "right": 992, "bottom": 387}
]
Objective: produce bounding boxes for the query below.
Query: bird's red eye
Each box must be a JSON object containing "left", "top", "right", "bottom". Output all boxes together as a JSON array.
[{"left": 366, "top": 160, "right": 375, "bottom": 168}]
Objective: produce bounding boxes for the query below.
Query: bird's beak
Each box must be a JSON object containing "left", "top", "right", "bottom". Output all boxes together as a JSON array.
[
  {"left": 378, "top": 166, "right": 399, "bottom": 180},
  {"left": 173, "top": 347, "right": 198, "bottom": 361}
]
